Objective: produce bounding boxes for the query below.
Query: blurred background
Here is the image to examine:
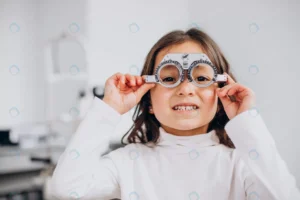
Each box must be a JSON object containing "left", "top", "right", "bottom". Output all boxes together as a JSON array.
[{"left": 0, "top": 0, "right": 299, "bottom": 199}]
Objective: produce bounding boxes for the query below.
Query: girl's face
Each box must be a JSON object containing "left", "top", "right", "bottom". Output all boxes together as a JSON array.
[{"left": 149, "top": 40, "right": 219, "bottom": 136}]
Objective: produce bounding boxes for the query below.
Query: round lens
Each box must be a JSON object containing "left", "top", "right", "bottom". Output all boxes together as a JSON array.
[
  {"left": 159, "top": 64, "right": 180, "bottom": 86},
  {"left": 191, "top": 63, "right": 214, "bottom": 85}
]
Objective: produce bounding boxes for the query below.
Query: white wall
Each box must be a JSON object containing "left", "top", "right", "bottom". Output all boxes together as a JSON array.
[
  {"left": 187, "top": 0, "right": 300, "bottom": 188},
  {"left": 0, "top": 0, "right": 87, "bottom": 128},
  {"left": 0, "top": 0, "right": 41, "bottom": 128},
  {"left": 85, "top": 0, "right": 190, "bottom": 87}
]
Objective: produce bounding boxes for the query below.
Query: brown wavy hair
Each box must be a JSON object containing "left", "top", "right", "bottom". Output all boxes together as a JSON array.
[{"left": 121, "top": 28, "right": 236, "bottom": 149}]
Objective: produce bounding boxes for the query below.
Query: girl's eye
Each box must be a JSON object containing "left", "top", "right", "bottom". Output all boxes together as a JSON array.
[
  {"left": 197, "top": 76, "right": 209, "bottom": 81},
  {"left": 162, "top": 77, "right": 175, "bottom": 82}
]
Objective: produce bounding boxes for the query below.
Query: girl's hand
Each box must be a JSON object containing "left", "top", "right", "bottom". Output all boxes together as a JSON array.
[
  {"left": 216, "top": 72, "right": 256, "bottom": 120},
  {"left": 103, "top": 73, "right": 155, "bottom": 115}
]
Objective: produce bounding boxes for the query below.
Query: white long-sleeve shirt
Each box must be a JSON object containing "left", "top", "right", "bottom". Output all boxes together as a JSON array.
[{"left": 49, "top": 97, "right": 300, "bottom": 200}]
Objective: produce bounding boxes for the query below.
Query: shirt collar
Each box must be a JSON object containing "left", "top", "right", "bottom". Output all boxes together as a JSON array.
[{"left": 157, "top": 127, "right": 220, "bottom": 148}]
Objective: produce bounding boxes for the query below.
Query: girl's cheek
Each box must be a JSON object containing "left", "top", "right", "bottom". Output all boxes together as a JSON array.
[
  {"left": 201, "top": 89, "right": 215, "bottom": 97},
  {"left": 199, "top": 90, "right": 216, "bottom": 103}
]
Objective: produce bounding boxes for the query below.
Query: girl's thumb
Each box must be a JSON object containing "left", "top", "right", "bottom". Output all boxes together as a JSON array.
[
  {"left": 135, "top": 83, "right": 155, "bottom": 101},
  {"left": 217, "top": 88, "right": 231, "bottom": 106}
]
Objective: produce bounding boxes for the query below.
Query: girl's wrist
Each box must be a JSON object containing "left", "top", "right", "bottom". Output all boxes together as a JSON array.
[{"left": 103, "top": 97, "right": 123, "bottom": 115}]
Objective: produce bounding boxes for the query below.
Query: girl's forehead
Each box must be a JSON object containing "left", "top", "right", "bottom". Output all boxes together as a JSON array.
[{"left": 154, "top": 43, "right": 206, "bottom": 71}]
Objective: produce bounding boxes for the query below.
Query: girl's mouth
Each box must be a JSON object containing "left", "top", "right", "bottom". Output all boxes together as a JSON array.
[{"left": 172, "top": 105, "right": 199, "bottom": 112}]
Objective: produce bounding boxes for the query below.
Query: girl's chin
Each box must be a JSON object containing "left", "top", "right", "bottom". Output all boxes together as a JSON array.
[{"left": 171, "top": 122, "right": 202, "bottom": 130}]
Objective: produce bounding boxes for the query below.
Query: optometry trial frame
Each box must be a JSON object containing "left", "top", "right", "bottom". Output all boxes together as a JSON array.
[{"left": 144, "top": 53, "right": 228, "bottom": 88}]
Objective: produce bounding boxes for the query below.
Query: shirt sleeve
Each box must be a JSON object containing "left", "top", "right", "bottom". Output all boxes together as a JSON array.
[
  {"left": 225, "top": 110, "right": 300, "bottom": 200},
  {"left": 49, "top": 97, "right": 123, "bottom": 200}
]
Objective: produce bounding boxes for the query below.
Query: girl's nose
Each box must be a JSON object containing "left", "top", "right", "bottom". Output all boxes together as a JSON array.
[{"left": 176, "top": 75, "right": 196, "bottom": 96}]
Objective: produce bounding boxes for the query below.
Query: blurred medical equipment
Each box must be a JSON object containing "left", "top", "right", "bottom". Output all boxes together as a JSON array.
[{"left": 0, "top": 32, "right": 89, "bottom": 200}]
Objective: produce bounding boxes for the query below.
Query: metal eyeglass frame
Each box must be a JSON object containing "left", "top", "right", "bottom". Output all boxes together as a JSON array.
[{"left": 144, "top": 53, "right": 227, "bottom": 88}]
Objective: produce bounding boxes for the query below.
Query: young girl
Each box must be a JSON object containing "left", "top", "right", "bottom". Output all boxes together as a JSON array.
[{"left": 50, "top": 28, "right": 300, "bottom": 200}]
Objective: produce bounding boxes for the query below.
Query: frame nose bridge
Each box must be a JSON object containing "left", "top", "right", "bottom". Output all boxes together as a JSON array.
[{"left": 180, "top": 68, "right": 192, "bottom": 83}]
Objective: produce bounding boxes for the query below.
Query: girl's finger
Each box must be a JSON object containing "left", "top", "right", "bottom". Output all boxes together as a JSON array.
[
  {"left": 135, "top": 76, "right": 142, "bottom": 85},
  {"left": 224, "top": 72, "right": 235, "bottom": 84},
  {"left": 218, "top": 83, "right": 247, "bottom": 102},
  {"left": 217, "top": 88, "right": 236, "bottom": 108},
  {"left": 217, "top": 83, "right": 237, "bottom": 102},
  {"left": 218, "top": 83, "right": 237, "bottom": 96},
  {"left": 227, "top": 84, "right": 247, "bottom": 97},
  {"left": 124, "top": 74, "right": 131, "bottom": 85},
  {"left": 125, "top": 74, "right": 136, "bottom": 86},
  {"left": 118, "top": 74, "right": 126, "bottom": 90},
  {"left": 113, "top": 73, "right": 122, "bottom": 89}
]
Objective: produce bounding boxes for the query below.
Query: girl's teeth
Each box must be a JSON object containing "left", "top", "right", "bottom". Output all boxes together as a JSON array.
[{"left": 174, "top": 106, "right": 197, "bottom": 110}]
